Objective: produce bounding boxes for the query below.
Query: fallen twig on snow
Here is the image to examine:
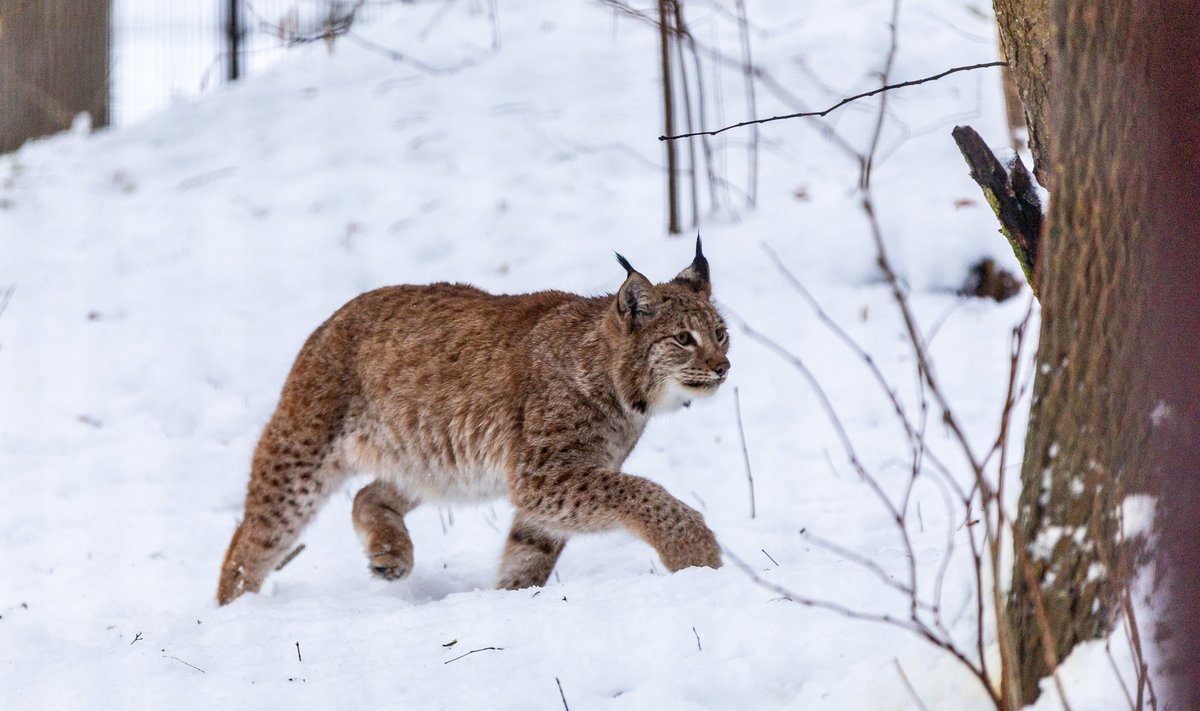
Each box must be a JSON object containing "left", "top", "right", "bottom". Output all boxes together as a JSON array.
[
  {"left": 274, "top": 543, "right": 306, "bottom": 571},
  {"left": 163, "top": 654, "right": 206, "bottom": 674},
  {"left": 443, "top": 646, "right": 504, "bottom": 665}
]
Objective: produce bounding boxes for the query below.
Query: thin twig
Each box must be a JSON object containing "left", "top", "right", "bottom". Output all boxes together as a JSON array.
[
  {"left": 345, "top": 32, "right": 483, "bottom": 75},
  {"left": 295, "top": 641, "right": 302, "bottom": 662},
  {"left": 761, "top": 244, "right": 918, "bottom": 448},
  {"left": 660, "top": 61, "right": 1006, "bottom": 141},
  {"left": 847, "top": 4, "right": 1006, "bottom": 706},
  {"left": 893, "top": 658, "right": 932, "bottom": 711},
  {"left": 861, "top": 0, "right": 902, "bottom": 191},
  {"left": 601, "top": 0, "right": 860, "bottom": 159},
  {"left": 692, "top": 626, "right": 702, "bottom": 651},
  {"left": 1013, "top": 538, "right": 1074, "bottom": 711},
  {"left": 0, "top": 285, "right": 15, "bottom": 321},
  {"left": 733, "top": 388, "right": 756, "bottom": 518},
  {"left": 670, "top": 1, "right": 700, "bottom": 228},
  {"left": 275, "top": 543, "right": 306, "bottom": 571},
  {"left": 733, "top": 0, "right": 758, "bottom": 206},
  {"left": 726, "top": 550, "right": 995, "bottom": 700},
  {"left": 1103, "top": 643, "right": 1137, "bottom": 711},
  {"left": 418, "top": 0, "right": 460, "bottom": 40},
  {"left": 801, "top": 530, "right": 919, "bottom": 601},
  {"left": 556, "top": 677, "right": 571, "bottom": 711},
  {"left": 732, "top": 315, "right": 921, "bottom": 620},
  {"left": 163, "top": 654, "right": 206, "bottom": 674},
  {"left": 444, "top": 646, "right": 505, "bottom": 665}
]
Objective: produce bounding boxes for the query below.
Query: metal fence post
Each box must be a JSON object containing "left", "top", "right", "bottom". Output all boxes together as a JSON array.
[{"left": 226, "top": 0, "right": 242, "bottom": 82}]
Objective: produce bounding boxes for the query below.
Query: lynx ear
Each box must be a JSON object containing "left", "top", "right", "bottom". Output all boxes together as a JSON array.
[
  {"left": 614, "top": 252, "right": 656, "bottom": 325},
  {"left": 672, "top": 235, "right": 711, "bottom": 296}
]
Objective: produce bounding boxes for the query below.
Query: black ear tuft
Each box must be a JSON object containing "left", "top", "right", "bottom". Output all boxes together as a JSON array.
[
  {"left": 672, "top": 233, "right": 711, "bottom": 295},
  {"left": 614, "top": 253, "right": 655, "bottom": 326},
  {"left": 615, "top": 252, "right": 636, "bottom": 276},
  {"left": 692, "top": 234, "right": 710, "bottom": 282}
]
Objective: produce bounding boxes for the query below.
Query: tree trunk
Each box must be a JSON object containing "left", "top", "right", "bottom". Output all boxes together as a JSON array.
[
  {"left": 990, "top": 0, "right": 1051, "bottom": 187},
  {"left": 1007, "top": 0, "right": 1200, "bottom": 704},
  {"left": 0, "top": 0, "right": 112, "bottom": 154},
  {"left": 1139, "top": 4, "right": 1200, "bottom": 706},
  {"left": 657, "top": 0, "right": 681, "bottom": 235}
]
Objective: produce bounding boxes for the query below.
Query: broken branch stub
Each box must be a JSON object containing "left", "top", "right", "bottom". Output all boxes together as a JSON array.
[{"left": 952, "top": 125, "right": 1044, "bottom": 292}]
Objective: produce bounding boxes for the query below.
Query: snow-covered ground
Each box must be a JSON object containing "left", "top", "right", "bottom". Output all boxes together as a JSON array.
[{"left": 0, "top": 1, "right": 1133, "bottom": 708}]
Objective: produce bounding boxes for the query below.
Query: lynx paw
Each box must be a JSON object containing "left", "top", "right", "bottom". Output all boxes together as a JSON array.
[
  {"left": 660, "top": 516, "right": 722, "bottom": 572},
  {"left": 367, "top": 543, "right": 413, "bottom": 581}
]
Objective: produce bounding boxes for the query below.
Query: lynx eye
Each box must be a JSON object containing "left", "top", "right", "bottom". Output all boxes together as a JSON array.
[
  {"left": 673, "top": 332, "right": 695, "bottom": 347},
  {"left": 715, "top": 327, "right": 728, "bottom": 345}
]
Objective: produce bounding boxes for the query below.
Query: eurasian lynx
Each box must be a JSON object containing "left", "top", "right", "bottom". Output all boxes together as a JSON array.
[{"left": 217, "top": 239, "right": 730, "bottom": 605}]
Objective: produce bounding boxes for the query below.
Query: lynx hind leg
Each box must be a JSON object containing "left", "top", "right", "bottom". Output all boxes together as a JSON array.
[
  {"left": 217, "top": 425, "right": 346, "bottom": 605},
  {"left": 352, "top": 479, "right": 418, "bottom": 581},
  {"left": 497, "top": 516, "right": 566, "bottom": 590}
]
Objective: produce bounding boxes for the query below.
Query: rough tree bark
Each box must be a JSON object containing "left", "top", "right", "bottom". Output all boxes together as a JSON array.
[
  {"left": 990, "top": 0, "right": 1051, "bottom": 187},
  {"left": 953, "top": 0, "right": 1051, "bottom": 285},
  {"left": 1007, "top": 0, "right": 1200, "bottom": 704},
  {"left": 1139, "top": 4, "right": 1200, "bottom": 706},
  {"left": 0, "top": 0, "right": 112, "bottom": 154}
]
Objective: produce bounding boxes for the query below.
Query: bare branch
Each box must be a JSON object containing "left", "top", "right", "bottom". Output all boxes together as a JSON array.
[
  {"left": 733, "top": 0, "right": 759, "bottom": 205},
  {"left": 660, "top": 61, "right": 1006, "bottom": 141},
  {"left": 600, "top": 0, "right": 860, "bottom": 159},
  {"left": 894, "top": 658, "right": 932, "bottom": 711},
  {"left": 733, "top": 387, "right": 756, "bottom": 518},
  {"left": 951, "top": 125, "right": 1043, "bottom": 285},
  {"left": 725, "top": 550, "right": 999, "bottom": 705},
  {"left": 1013, "top": 536, "right": 1075, "bottom": 711},
  {"left": 244, "top": 0, "right": 481, "bottom": 76},
  {"left": 761, "top": 244, "right": 920, "bottom": 451},
  {"left": 801, "top": 529, "right": 917, "bottom": 601}
]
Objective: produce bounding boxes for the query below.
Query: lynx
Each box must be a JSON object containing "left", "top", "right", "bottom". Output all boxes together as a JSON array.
[{"left": 216, "top": 239, "right": 730, "bottom": 605}]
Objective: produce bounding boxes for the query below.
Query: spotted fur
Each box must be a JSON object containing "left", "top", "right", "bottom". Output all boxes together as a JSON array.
[{"left": 216, "top": 239, "right": 730, "bottom": 605}]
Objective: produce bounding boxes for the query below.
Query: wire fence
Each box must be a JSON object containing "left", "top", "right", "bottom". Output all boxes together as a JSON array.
[{"left": 111, "top": 0, "right": 401, "bottom": 126}]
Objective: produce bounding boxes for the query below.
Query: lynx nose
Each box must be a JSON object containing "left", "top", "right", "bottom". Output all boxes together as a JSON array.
[{"left": 711, "top": 358, "right": 730, "bottom": 378}]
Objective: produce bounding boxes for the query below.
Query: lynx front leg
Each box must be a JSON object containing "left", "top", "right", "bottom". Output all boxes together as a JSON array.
[
  {"left": 497, "top": 516, "right": 566, "bottom": 590},
  {"left": 352, "top": 480, "right": 418, "bottom": 581},
  {"left": 511, "top": 468, "right": 721, "bottom": 573}
]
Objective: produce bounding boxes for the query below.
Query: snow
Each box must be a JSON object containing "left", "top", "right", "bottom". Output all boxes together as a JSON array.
[
  {"left": 0, "top": 0, "right": 1141, "bottom": 709},
  {"left": 1120, "top": 495, "right": 1156, "bottom": 540},
  {"left": 1031, "top": 526, "right": 1066, "bottom": 560},
  {"left": 1026, "top": 560, "right": 1162, "bottom": 711}
]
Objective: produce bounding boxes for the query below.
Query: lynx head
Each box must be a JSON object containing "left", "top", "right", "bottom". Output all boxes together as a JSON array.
[{"left": 607, "top": 237, "right": 731, "bottom": 415}]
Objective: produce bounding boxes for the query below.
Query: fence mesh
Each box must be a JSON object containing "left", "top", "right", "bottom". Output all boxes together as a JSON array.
[{"left": 111, "top": 0, "right": 401, "bottom": 126}]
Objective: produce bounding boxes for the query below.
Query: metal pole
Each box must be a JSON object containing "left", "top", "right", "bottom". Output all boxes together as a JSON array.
[{"left": 226, "top": 0, "right": 241, "bottom": 82}]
